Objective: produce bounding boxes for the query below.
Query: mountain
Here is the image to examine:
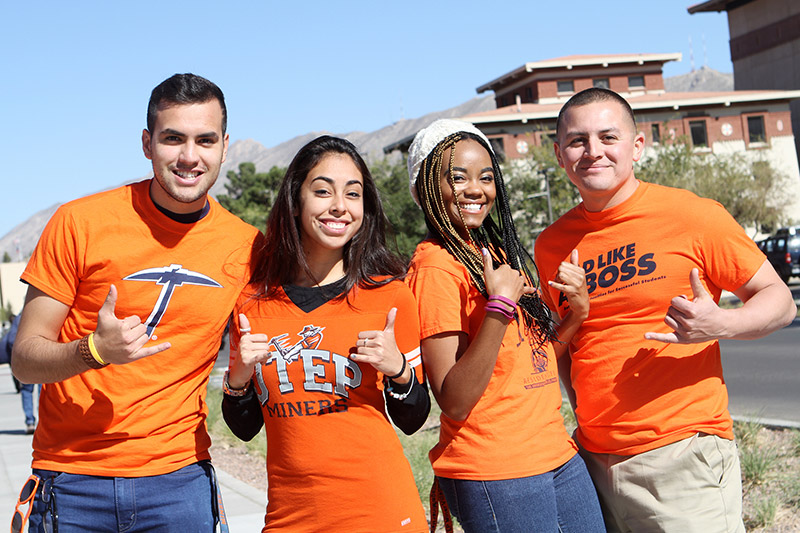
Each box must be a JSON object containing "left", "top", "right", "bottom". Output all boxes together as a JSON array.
[
  {"left": 0, "top": 96, "right": 495, "bottom": 260},
  {"left": 0, "top": 68, "right": 734, "bottom": 259},
  {"left": 664, "top": 65, "right": 733, "bottom": 92}
]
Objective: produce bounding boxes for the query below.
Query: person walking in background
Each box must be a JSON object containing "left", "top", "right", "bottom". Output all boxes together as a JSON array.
[
  {"left": 1, "top": 313, "right": 39, "bottom": 434},
  {"left": 222, "top": 135, "right": 429, "bottom": 532},
  {"left": 535, "top": 87, "right": 797, "bottom": 532},
  {"left": 405, "top": 119, "right": 605, "bottom": 533},
  {"left": 11, "top": 73, "right": 259, "bottom": 532}
]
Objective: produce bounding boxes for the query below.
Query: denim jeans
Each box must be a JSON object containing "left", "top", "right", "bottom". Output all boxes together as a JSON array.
[
  {"left": 28, "top": 461, "right": 219, "bottom": 532},
  {"left": 20, "top": 383, "right": 40, "bottom": 425},
  {"left": 437, "top": 453, "right": 606, "bottom": 533}
]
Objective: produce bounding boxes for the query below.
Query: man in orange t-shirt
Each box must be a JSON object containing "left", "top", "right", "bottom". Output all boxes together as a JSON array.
[
  {"left": 12, "top": 74, "right": 258, "bottom": 532},
  {"left": 534, "top": 88, "right": 796, "bottom": 533}
]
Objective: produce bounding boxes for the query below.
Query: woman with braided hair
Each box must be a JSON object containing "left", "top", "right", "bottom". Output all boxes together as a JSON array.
[{"left": 405, "top": 119, "right": 605, "bottom": 532}]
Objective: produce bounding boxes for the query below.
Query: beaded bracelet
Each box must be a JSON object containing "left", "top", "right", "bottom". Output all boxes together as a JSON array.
[
  {"left": 385, "top": 375, "right": 415, "bottom": 400},
  {"left": 223, "top": 370, "right": 251, "bottom": 397},
  {"left": 484, "top": 302, "right": 515, "bottom": 320},
  {"left": 488, "top": 294, "right": 516, "bottom": 311}
]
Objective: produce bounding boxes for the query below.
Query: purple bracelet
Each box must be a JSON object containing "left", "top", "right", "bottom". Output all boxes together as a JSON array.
[
  {"left": 485, "top": 302, "right": 514, "bottom": 320},
  {"left": 488, "top": 294, "right": 516, "bottom": 310}
]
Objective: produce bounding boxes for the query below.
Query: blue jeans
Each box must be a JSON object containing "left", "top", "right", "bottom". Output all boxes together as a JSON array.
[
  {"left": 437, "top": 453, "right": 606, "bottom": 533},
  {"left": 21, "top": 383, "right": 40, "bottom": 425},
  {"left": 28, "top": 461, "right": 219, "bottom": 532}
]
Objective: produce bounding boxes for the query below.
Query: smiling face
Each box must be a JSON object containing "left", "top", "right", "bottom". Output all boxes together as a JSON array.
[
  {"left": 439, "top": 139, "right": 496, "bottom": 239},
  {"left": 297, "top": 153, "right": 364, "bottom": 264},
  {"left": 554, "top": 100, "right": 645, "bottom": 212},
  {"left": 142, "top": 100, "right": 229, "bottom": 213}
]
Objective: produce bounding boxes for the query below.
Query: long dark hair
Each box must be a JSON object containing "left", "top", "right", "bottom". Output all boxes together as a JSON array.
[
  {"left": 415, "top": 131, "right": 557, "bottom": 345},
  {"left": 250, "top": 135, "right": 406, "bottom": 298}
]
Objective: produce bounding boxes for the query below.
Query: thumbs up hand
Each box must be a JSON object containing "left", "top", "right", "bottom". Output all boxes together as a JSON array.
[
  {"left": 645, "top": 268, "right": 723, "bottom": 344},
  {"left": 353, "top": 307, "right": 411, "bottom": 383},
  {"left": 548, "top": 249, "right": 589, "bottom": 321},
  {"left": 227, "top": 313, "right": 271, "bottom": 389},
  {"left": 92, "top": 284, "right": 171, "bottom": 364}
]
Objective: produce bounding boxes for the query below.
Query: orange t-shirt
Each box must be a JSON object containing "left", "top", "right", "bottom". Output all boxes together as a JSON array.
[
  {"left": 535, "top": 181, "right": 765, "bottom": 455},
  {"left": 233, "top": 280, "right": 427, "bottom": 533},
  {"left": 22, "top": 180, "right": 259, "bottom": 476},
  {"left": 406, "top": 240, "right": 576, "bottom": 480}
]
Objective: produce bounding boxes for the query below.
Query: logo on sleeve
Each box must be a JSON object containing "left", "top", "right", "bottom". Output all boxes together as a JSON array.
[{"left": 124, "top": 264, "right": 222, "bottom": 336}]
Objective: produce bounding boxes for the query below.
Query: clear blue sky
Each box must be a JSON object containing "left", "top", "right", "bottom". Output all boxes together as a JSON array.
[{"left": 0, "top": 0, "right": 732, "bottom": 238}]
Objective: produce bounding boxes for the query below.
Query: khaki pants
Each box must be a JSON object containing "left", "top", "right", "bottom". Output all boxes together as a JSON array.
[{"left": 579, "top": 433, "right": 745, "bottom": 533}]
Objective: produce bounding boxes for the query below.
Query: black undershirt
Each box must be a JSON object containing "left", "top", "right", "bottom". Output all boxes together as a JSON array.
[
  {"left": 283, "top": 277, "right": 348, "bottom": 313},
  {"left": 152, "top": 198, "right": 211, "bottom": 223}
]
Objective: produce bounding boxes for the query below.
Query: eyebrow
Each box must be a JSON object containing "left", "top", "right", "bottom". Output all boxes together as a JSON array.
[
  {"left": 310, "top": 176, "right": 363, "bottom": 187},
  {"left": 447, "top": 166, "right": 494, "bottom": 174},
  {"left": 565, "top": 127, "right": 622, "bottom": 138},
  {"left": 159, "top": 128, "right": 220, "bottom": 141}
]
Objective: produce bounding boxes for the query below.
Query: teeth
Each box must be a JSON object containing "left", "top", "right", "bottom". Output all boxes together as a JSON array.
[
  {"left": 175, "top": 171, "right": 200, "bottom": 179},
  {"left": 460, "top": 204, "right": 482, "bottom": 212},
  {"left": 326, "top": 222, "right": 346, "bottom": 229}
]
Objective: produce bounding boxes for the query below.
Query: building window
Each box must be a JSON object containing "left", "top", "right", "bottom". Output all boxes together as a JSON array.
[
  {"left": 689, "top": 120, "right": 708, "bottom": 147},
  {"left": 628, "top": 75, "right": 645, "bottom": 89},
  {"left": 525, "top": 87, "right": 533, "bottom": 101},
  {"left": 651, "top": 124, "right": 661, "bottom": 144},
  {"left": 557, "top": 80, "right": 574, "bottom": 93},
  {"left": 747, "top": 115, "right": 766, "bottom": 143},
  {"left": 593, "top": 78, "right": 610, "bottom": 89}
]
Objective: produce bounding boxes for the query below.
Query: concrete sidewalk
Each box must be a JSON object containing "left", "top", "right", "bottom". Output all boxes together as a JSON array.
[{"left": 0, "top": 364, "right": 266, "bottom": 532}]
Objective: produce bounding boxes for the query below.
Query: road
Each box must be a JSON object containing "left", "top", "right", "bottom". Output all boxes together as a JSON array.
[{"left": 721, "top": 280, "right": 800, "bottom": 427}]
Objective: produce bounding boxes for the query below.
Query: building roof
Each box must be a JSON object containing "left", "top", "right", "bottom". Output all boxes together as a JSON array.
[
  {"left": 464, "top": 89, "right": 800, "bottom": 124},
  {"left": 688, "top": 0, "right": 755, "bottom": 14},
  {"left": 476, "top": 53, "right": 683, "bottom": 94}
]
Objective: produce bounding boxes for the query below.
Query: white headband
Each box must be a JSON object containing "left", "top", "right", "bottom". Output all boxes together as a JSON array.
[{"left": 407, "top": 119, "right": 494, "bottom": 206}]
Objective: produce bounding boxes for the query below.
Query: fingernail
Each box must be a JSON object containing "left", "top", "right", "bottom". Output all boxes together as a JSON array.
[{"left": 482, "top": 248, "right": 488, "bottom": 256}]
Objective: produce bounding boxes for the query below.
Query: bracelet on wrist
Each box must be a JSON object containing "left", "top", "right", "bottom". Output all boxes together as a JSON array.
[
  {"left": 385, "top": 352, "right": 407, "bottom": 381},
  {"left": 385, "top": 373, "right": 415, "bottom": 400},
  {"left": 223, "top": 370, "right": 251, "bottom": 397},
  {"left": 78, "top": 333, "right": 108, "bottom": 369},
  {"left": 87, "top": 332, "right": 107, "bottom": 365},
  {"left": 488, "top": 294, "right": 516, "bottom": 311},
  {"left": 485, "top": 302, "right": 515, "bottom": 320}
]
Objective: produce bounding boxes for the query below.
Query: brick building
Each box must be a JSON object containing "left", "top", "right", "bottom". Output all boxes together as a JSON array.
[
  {"left": 387, "top": 52, "right": 800, "bottom": 223},
  {"left": 688, "top": 0, "right": 800, "bottom": 161}
]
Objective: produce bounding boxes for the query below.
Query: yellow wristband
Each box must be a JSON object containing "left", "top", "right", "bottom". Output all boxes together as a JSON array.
[{"left": 87, "top": 332, "right": 107, "bottom": 366}]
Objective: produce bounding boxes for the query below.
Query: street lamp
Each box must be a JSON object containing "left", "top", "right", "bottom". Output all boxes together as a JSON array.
[{"left": 526, "top": 167, "right": 554, "bottom": 226}]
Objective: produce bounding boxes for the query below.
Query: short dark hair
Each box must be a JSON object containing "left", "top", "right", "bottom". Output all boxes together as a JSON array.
[
  {"left": 250, "top": 135, "right": 406, "bottom": 297},
  {"left": 147, "top": 73, "right": 227, "bottom": 134},
  {"left": 556, "top": 88, "right": 636, "bottom": 138}
]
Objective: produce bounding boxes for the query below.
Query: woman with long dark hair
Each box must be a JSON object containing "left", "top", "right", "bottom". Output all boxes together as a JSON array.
[
  {"left": 406, "top": 119, "right": 605, "bottom": 532},
  {"left": 222, "top": 135, "right": 429, "bottom": 532}
]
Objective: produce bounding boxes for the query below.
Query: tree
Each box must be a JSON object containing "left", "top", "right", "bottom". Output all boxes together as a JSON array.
[
  {"left": 504, "top": 137, "right": 791, "bottom": 240},
  {"left": 371, "top": 156, "right": 427, "bottom": 259},
  {"left": 502, "top": 143, "right": 581, "bottom": 247},
  {"left": 217, "top": 162, "right": 286, "bottom": 230},
  {"left": 637, "top": 139, "right": 791, "bottom": 234},
  {"left": 2, "top": 252, "right": 10, "bottom": 263}
]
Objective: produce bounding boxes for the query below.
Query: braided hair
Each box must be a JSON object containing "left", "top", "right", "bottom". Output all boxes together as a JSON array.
[{"left": 415, "top": 131, "right": 557, "bottom": 346}]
